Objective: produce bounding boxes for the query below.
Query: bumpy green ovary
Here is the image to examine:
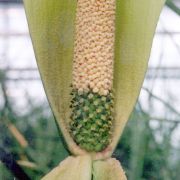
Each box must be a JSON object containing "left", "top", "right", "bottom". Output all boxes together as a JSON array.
[{"left": 69, "top": 89, "right": 114, "bottom": 152}]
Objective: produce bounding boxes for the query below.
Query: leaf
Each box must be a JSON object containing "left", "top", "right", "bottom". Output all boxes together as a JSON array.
[
  {"left": 41, "top": 156, "right": 92, "bottom": 180},
  {"left": 23, "top": 0, "right": 84, "bottom": 155},
  {"left": 110, "top": 0, "right": 165, "bottom": 157},
  {"left": 93, "top": 158, "right": 127, "bottom": 180}
]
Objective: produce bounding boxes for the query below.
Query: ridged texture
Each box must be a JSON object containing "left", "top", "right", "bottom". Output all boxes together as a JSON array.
[
  {"left": 72, "top": 0, "right": 116, "bottom": 96},
  {"left": 69, "top": 0, "right": 115, "bottom": 152},
  {"left": 69, "top": 89, "right": 114, "bottom": 152}
]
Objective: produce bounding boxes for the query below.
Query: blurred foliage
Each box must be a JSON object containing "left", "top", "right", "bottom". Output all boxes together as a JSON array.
[
  {"left": 0, "top": 75, "right": 69, "bottom": 179},
  {"left": 115, "top": 106, "right": 180, "bottom": 180}
]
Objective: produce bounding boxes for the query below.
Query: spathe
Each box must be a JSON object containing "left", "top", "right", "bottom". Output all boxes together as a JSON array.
[{"left": 23, "top": 0, "right": 165, "bottom": 179}]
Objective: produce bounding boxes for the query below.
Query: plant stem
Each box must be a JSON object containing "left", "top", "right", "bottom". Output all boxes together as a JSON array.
[{"left": 0, "top": 147, "right": 31, "bottom": 180}]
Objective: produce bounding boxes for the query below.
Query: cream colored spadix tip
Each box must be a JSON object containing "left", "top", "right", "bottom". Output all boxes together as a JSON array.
[{"left": 72, "top": 0, "right": 116, "bottom": 95}]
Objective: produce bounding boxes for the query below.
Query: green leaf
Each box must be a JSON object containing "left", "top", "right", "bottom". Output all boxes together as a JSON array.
[
  {"left": 93, "top": 158, "right": 127, "bottom": 180},
  {"left": 41, "top": 156, "right": 92, "bottom": 180},
  {"left": 111, "top": 0, "right": 165, "bottom": 157},
  {"left": 23, "top": 0, "right": 83, "bottom": 155}
]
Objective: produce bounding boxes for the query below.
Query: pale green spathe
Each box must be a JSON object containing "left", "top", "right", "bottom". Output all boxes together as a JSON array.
[
  {"left": 112, "top": 0, "right": 165, "bottom": 157},
  {"left": 23, "top": 0, "right": 165, "bottom": 159},
  {"left": 93, "top": 158, "right": 127, "bottom": 180},
  {"left": 42, "top": 156, "right": 92, "bottom": 180}
]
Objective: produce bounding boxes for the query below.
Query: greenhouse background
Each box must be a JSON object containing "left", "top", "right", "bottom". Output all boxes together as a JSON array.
[{"left": 0, "top": 0, "right": 180, "bottom": 179}]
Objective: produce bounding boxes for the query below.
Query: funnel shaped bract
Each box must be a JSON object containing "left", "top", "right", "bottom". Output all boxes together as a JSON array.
[{"left": 23, "top": 0, "right": 165, "bottom": 160}]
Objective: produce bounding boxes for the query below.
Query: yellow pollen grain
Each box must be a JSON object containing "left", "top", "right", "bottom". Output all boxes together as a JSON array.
[{"left": 72, "top": 0, "right": 116, "bottom": 95}]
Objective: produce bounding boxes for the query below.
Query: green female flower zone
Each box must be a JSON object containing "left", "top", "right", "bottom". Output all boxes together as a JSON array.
[{"left": 23, "top": 0, "right": 165, "bottom": 179}]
